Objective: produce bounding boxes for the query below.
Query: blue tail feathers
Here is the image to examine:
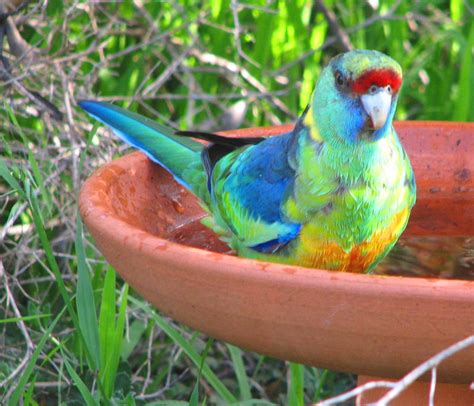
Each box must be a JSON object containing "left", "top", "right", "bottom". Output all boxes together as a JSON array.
[{"left": 79, "top": 100, "right": 203, "bottom": 189}]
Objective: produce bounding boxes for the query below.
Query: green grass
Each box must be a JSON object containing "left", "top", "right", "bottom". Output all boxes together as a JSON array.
[{"left": 0, "top": 0, "right": 472, "bottom": 404}]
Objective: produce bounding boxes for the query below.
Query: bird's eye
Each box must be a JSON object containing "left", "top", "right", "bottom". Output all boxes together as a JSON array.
[
  {"left": 386, "top": 85, "right": 392, "bottom": 94},
  {"left": 369, "top": 85, "right": 378, "bottom": 94},
  {"left": 335, "top": 71, "right": 345, "bottom": 87}
]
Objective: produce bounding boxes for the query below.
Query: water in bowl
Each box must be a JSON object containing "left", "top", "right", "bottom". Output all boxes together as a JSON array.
[
  {"left": 168, "top": 218, "right": 474, "bottom": 281},
  {"left": 376, "top": 236, "right": 474, "bottom": 280}
]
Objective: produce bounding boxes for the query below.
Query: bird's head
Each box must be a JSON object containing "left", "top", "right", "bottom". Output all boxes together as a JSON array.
[{"left": 311, "top": 50, "right": 402, "bottom": 145}]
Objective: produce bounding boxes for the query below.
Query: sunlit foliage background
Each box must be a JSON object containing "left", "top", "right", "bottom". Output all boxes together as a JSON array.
[{"left": 0, "top": 0, "right": 472, "bottom": 404}]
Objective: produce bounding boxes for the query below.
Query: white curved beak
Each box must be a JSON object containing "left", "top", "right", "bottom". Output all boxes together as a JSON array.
[{"left": 361, "top": 89, "right": 392, "bottom": 130}]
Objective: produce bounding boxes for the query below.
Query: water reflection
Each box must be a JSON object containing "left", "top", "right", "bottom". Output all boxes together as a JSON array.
[{"left": 376, "top": 237, "right": 474, "bottom": 280}]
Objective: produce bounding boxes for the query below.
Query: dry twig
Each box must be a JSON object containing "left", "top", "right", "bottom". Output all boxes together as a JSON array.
[
  {"left": 0, "top": 260, "right": 34, "bottom": 389},
  {"left": 190, "top": 49, "right": 294, "bottom": 119},
  {"left": 314, "top": 0, "right": 353, "bottom": 52}
]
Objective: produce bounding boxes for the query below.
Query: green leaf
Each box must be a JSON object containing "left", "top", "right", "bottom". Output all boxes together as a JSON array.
[
  {"left": 450, "top": 0, "right": 464, "bottom": 22},
  {"left": 46, "top": 0, "right": 64, "bottom": 17},
  {"left": 453, "top": 22, "right": 473, "bottom": 121},
  {"left": 211, "top": 0, "right": 223, "bottom": 18}
]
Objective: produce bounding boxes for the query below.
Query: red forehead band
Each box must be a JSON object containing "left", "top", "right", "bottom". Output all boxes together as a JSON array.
[{"left": 351, "top": 69, "right": 402, "bottom": 94}]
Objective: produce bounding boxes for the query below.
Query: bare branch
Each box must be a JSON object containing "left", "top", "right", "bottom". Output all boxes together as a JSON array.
[
  {"left": 316, "top": 335, "right": 474, "bottom": 406},
  {"left": 429, "top": 367, "right": 436, "bottom": 406},
  {"left": 314, "top": 0, "right": 353, "bottom": 52},
  {"left": 0, "top": 260, "right": 34, "bottom": 389},
  {"left": 230, "top": 0, "right": 261, "bottom": 68},
  {"left": 315, "top": 380, "right": 396, "bottom": 405},
  {"left": 143, "top": 39, "right": 197, "bottom": 96},
  {"left": 190, "top": 49, "right": 294, "bottom": 119},
  {"left": 376, "top": 336, "right": 474, "bottom": 406}
]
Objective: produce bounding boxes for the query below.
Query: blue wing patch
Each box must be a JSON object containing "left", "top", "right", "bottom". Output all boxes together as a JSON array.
[
  {"left": 250, "top": 224, "right": 301, "bottom": 253},
  {"left": 230, "top": 131, "right": 297, "bottom": 224},
  {"left": 219, "top": 131, "right": 301, "bottom": 251}
]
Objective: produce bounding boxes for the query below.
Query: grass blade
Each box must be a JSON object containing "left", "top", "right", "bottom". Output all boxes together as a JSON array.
[
  {"left": 120, "top": 318, "right": 147, "bottom": 360},
  {"left": 311, "top": 368, "right": 329, "bottom": 403},
  {"left": 228, "top": 344, "right": 252, "bottom": 401},
  {"left": 62, "top": 350, "right": 100, "bottom": 406},
  {"left": 0, "top": 314, "right": 51, "bottom": 324},
  {"left": 8, "top": 308, "right": 65, "bottom": 406},
  {"left": 103, "top": 284, "right": 129, "bottom": 398},
  {"left": 189, "top": 338, "right": 213, "bottom": 406},
  {"left": 26, "top": 183, "right": 79, "bottom": 328},
  {"left": 288, "top": 363, "right": 304, "bottom": 406},
  {"left": 0, "top": 159, "right": 24, "bottom": 197},
  {"left": 4, "top": 103, "right": 52, "bottom": 213},
  {"left": 129, "top": 296, "right": 237, "bottom": 404},
  {"left": 98, "top": 267, "right": 116, "bottom": 373},
  {"left": 22, "top": 374, "right": 37, "bottom": 406},
  {"left": 75, "top": 216, "right": 101, "bottom": 369}
]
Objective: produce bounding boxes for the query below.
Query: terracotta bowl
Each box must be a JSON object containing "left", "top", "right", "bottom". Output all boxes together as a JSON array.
[{"left": 79, "top": 121, "right": 474, "bottom": 399}]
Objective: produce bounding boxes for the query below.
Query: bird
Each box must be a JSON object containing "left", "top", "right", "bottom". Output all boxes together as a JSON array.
[{"left": 79, "top": 49, "right": 416, "bottom": 273}]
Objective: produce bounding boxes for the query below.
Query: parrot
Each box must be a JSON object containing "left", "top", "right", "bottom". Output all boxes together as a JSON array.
[{"left": 79, "top": 49, "right": 416, "bottom": 273}]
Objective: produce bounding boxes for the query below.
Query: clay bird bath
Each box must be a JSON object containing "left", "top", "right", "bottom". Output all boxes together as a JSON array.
[{"left": 79, "top": 121, "right": 474, "bottom": 404}]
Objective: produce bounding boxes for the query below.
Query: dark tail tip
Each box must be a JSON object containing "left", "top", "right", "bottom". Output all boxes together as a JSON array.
[{"left": 78, "top": 99, "right": 99, "bottom": 113}]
